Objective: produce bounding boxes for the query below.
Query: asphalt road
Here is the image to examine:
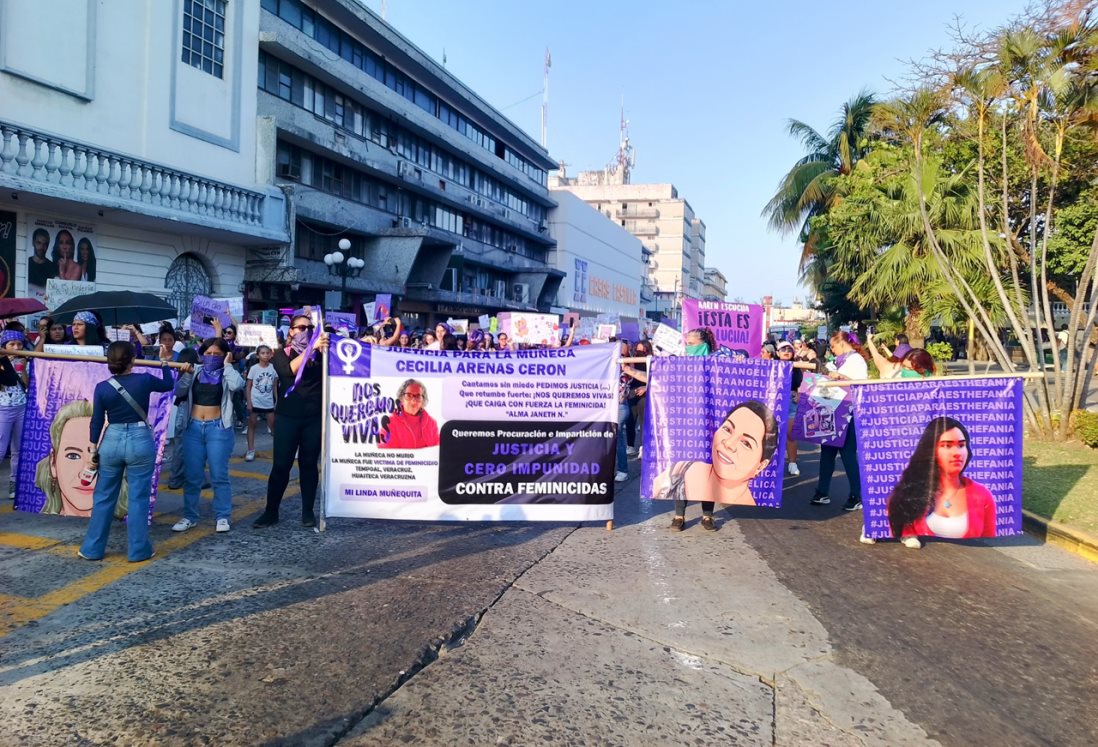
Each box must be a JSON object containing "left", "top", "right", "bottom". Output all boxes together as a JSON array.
[{"left": 1, "top": 431, "right": 1096, "bottom": 746}]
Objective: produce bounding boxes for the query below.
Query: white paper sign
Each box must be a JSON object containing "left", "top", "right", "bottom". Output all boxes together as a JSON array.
[
  {"left": 497, "top": 312, "right": 560, "bottom": 345},
  {"left": 46, "top": 279, "right": 96, "bottom": 310},
  {"left": 652, "top": 323, "right": 685, "bottom": 356},
  {"left": 594, "top": 324, "right": 617, "bottom": 343},
  {"left": 235, "top": 324, "right": 279, "bottom": 348},
  {"left": 44, "top": 344, "right": 102, "bottom": 357},
  {"left": 447, "top": 318, "right": 469, "bottom": 335}
]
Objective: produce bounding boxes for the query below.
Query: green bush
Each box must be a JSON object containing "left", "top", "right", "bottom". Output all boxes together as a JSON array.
[
  {"left": 926, "top": 341, "right": 954, "bottom": 362},
  {"left": 1071, "top": 410, "right": 1098, "bottom": 448}
]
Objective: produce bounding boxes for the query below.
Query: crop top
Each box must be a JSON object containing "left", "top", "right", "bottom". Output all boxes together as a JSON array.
[{"left": 192, "top": 380, "right": 223, "bottom": 406}]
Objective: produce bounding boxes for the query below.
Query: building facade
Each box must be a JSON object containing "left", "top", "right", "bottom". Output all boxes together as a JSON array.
[
  {"left": 549, "top": 177, "right": 705, "bottom": 321},
  {"left": 0, "top": 0, "right": 289, "bottom": 319},
  {"left": 547, "top": 190, "right": 644, "bottom": 318},
  {"left": 252, "top": 0, "right": 559, "bottom": 327},
  {"left": 702, "top": 267, "right": 727, "bottom": 302}
]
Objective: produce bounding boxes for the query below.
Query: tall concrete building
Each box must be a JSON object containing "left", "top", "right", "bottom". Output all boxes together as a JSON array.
[
  {"left": 702, "top": 267, "right": 727, "bottom": 302},
  {"left": 253, "top": 0, "right": 560, "bottom": 325},
  {"left": 550, "top": 176, "right": 706, "bottom": 320}
]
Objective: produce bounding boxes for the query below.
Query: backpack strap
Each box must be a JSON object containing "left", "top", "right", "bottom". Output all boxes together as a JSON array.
[{"left": 107, "top": 378, "right": 150, "bottom": 426}]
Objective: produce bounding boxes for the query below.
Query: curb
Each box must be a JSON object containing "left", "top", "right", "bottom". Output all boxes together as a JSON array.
[{"left": 1022, "top": 509, "right": 1098, "bottom": 564}]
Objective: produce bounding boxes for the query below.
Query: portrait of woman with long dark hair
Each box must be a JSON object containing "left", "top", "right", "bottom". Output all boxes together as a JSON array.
[{"left": 887, "top": 416, "right": 997, "bottom": 543}]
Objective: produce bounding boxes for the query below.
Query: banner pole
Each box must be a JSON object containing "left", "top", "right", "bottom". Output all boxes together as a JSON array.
[
  {"left": 8, "top": 348, "right": 192, "bottom": 370},
  {"left": 318, "top": 342, "right": 329, "bottom": 533},
  {"left": 820, "top": 372, "right": 1045, "bottom": 386}
]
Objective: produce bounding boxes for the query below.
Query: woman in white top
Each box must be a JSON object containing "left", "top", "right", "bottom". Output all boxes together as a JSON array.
[{"left": 809, "top": 330, "right": 868, "bottom": 512}]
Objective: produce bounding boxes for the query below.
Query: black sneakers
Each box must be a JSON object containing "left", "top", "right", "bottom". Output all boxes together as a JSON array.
[
  {"left": 301, "top": 511, "right": 317, "bottom": 528},
  {"left": 842, "top": 498, "right": 862, "bottom": 512},
  {"left": 253, "top": 512, "right": 279, "bottom": 528},
  {"left": 810, "top": 494, "right": 830, "bottom": 505}
]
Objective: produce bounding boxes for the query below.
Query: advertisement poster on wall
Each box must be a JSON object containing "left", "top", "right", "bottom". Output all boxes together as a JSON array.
[
  {"left": 0, "top": 210, "right": 15, "bottom": 298},
  {"left": 26, "top": 216, "right": 98, "bottom": 306}
]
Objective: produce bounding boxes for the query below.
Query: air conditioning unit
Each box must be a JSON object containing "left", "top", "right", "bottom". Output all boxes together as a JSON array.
[
  {"left": 537, "top": 220, "right": 547, "bottom": 233},
  {"left": 277, "top": 163, "right": 300, "bottom": 179},
  {"left": 400, "top": 216, "right": 412, "bottom": 229},
  {"left": 513, "top": 283, "right": 530, "bottom": 304}
]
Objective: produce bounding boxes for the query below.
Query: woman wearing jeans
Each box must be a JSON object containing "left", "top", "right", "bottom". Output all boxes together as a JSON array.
[
  {"left": 79, "top": 340, "right": 178, "bottom": 562},
  {"left": 171, "top": 337, "right": 244, "bottom": 534},
  {"left": 0, "top": 330, "right": 29, "bottom": 499}
]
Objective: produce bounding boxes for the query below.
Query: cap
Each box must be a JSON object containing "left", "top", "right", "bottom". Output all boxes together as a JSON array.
[{"left": 776, "top": 341, "right": 794, "bottom": 351}]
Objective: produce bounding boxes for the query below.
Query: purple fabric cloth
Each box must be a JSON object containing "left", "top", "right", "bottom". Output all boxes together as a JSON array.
[
  {"left": 198, "top": 355, "right": 224, "bottom": 385},
  {"left": 288, "top": 330, "right": 310, "bottom": 355},
  {"left": 892, "top": 343, "right": 913, "bottom": 360}
]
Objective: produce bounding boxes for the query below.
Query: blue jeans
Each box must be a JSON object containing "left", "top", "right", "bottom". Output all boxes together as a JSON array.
[
  {"left": 80, "top": 423, "right": 156, "bottom": 561},
  {"left": 616, "top": 402, "right": 629, "bottom": 473},
  {"left": 183, "top": 418, "right": 234, "bottom": 522}
]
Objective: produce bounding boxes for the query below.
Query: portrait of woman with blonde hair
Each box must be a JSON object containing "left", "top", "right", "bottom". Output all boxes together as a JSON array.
[{"left": 34, "top": 399, "right": 128, "bottom": 519}]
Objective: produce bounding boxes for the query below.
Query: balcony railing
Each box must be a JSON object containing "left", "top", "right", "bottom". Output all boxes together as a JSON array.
[
  {"left": 0, "top": 120, "right": 282, "bottom": 237},
  {"left": 626, "top": 223, "right": 659, "bottom": 236},
  {"left": 616, "top": 206, "right": 660, "bottom": 219}
]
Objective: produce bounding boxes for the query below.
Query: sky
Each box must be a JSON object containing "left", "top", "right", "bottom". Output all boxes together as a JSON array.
[{"left": 362, "top": 0, "right": 1033, "bottom": 305}]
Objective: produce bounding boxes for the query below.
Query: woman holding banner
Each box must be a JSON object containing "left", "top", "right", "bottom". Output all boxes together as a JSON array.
[
  {"left": 255, "top": 315, "right": 329, "bottom": 528},
  {"left": 885, "top": 417, "right": 996, "bottom": 548},
  {"left": 655, "top": 400, "right": 780, "bottom": 529},
  {"left": 78, "top": 340, "right": 179, "bottom": 562},
  {"left": 0, "top": 330, "right": 29, "bottom": 499},
  {"left": 171, "top": 337, "right": 244, "bottom": 534},
  {"left": 810, "top": 331, "right": 868, "bottom": 512}
]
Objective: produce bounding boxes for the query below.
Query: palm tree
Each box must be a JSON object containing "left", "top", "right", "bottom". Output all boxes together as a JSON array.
[{"left": 762, "top": 90, "right": 878, "bottom": 278}]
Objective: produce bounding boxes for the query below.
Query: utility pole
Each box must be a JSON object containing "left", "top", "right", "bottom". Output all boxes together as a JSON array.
[{"left": 541, "top": 48, "right": 550, "bottom": 149}]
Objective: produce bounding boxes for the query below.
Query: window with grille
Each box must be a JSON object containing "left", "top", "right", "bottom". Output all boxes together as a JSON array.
[{"left": 182, "top": 0, "right": 227, "bottom": 78}]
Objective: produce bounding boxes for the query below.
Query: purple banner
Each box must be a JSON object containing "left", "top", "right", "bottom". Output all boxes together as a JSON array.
[
  {"left": 14, "top": 358, "right": 172, "bottom": 523},
  {"left": 373, "top": 294, "right": 392, "bottom": 322},
  {"left": 854, "top": 378, "right": 1024, "bottom": 540},
  {"left": 680, "top": 299, "right": 763, "bottom": 358},
  {"left": 641, "top": 357, "right": 790, "bottom": 507},
  {"left": 790, "top": 372, "right": 853, "bottom": 447}
]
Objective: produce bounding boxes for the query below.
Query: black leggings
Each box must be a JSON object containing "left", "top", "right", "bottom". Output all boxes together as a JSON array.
[
  {"left": 674, "top": 499, "right": 714, "bottom": 517},
  {"left": 265, "top": 413, "right": 322, "bottom": 516}
]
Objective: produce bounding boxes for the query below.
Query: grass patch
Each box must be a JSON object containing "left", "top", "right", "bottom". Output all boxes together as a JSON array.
[{"left": 1023, "top": 440, "right": 1098, "bottom": 536}]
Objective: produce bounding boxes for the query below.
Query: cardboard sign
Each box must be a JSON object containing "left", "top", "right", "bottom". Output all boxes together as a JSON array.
[
  {"left": 190, "top": 296, "right": 232, "bottom": 339},
  {"left": 497, "top": 312, "right": 560, "bottom": 345},
  {"left": 235, "top": 324, "right": 279, "bottom": 348},
  {"left": 594, "top": 324, "right": 617, "bottom": 343}
]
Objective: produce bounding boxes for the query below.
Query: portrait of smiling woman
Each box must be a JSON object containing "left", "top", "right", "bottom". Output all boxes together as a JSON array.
[
  {"left": 653, "top": 400, "right": 779, "bottom": 530},
  {"left": 887, "top": 416, "right": 997, "bottom": 544}
]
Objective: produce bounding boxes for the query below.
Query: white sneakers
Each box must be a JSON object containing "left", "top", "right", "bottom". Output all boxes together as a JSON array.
[
  {"left": 859, "top": 530, "right": 877, "bottom": 545},
  {"left": 614, "top": 471, "right": 628, "bottom": 483},
  {"left": 172, "top": 517, "right": 231, "bottom": 533},
  {"left": 625, "top": 446, "right": 638, "bottom": 456},
  {"left": 902, "top": 537, "right": 923, "bottom": 549},
  {"left": 787, "top": 462, "right": 800, "bottom": 477},
  {"left": 245, "top": 450, "right": 255, "bottom": 462}
]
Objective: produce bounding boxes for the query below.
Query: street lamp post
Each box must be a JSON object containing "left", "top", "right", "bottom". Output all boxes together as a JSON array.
[{"left": 324, "top": 238, "right": 365, "bottom": 309}]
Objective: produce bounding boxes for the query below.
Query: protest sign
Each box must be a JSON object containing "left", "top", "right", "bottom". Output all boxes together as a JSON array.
[
  {"left": 326, "top": 311, "right": 357, "bottom": 333},
  {"left": 853, "top": 378, "right": 1024, "bottom": 541},
  {"left": 447, "top": 318, "right": 469, "bottom": 335},
  {"left": 497, "top": 313, "right": 560, "bottom": 345},
  {"left": 619, "top": 316, "right": 641, "bottom": 343},
  {"left": 235, "top": 324, "right": 279, "bottom": 348},
  {"left": 44, "top": 344, "right": 103, "bottom": 357},
  {"left": 594, "top": 324, "right": 616, "bottom": 343},
  {"left": 680, "top": 299, "right": 763, "bottom": 358},
  {"left": 478, "top": 314, "right": 490, "bottom": 330},
  {"left": 14, "top": 357, "right": 172, "bottom": 521},
  {"left": 362, "top": 302, "right": 376, "bottom": 323},
  {"left": 189, "top": 296, "right": 231, "bottom": 339},
  {"left": 651, "top": 323, "right": 684, "bottom": 356},
  {"left": 790, "top": 372, "right": 853, "bottom": 447},
  {"left": 324, "top": 342, "right": 619, "bottom": 521},
  {"left": 575, "top": 317, "right": 595, "bottom": 342},
  {"left": 641, "top": 357, "right": 790, "bottom": 508},
  {"left": 46, "top": 279, "right": 96, "bottom": 310}
]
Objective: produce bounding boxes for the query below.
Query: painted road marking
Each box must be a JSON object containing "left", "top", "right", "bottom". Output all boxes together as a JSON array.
[{"left": 0, "top": 492, "right": 299, "bottom": 638}]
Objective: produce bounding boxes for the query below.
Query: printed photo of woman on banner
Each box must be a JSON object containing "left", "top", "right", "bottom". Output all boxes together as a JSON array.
[
  {"left": 790, "top": 371, "right": 854, "bottom": 447},
  {"left": 641, "top": 356, "right": 790, "bottom": 509},
  {"left": 853, "top": 378, "right": 1024, "bottom": 541},
  {"left": 15, "top": 357, "right": 172, "bottom": 522}
]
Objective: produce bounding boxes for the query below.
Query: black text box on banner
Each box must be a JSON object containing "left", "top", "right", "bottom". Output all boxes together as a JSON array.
[{"left": 437, "top": 421, "right": 615, "bottom": 504}]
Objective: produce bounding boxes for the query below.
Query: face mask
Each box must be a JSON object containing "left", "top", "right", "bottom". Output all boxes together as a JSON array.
[
  {"left": 198, "top": 354, "right": 225, "bottom": 385},
  {"left": 289, "top": 329, "right": 311, "bottom": 354},
  {"left": 686, "top": 343, "right": 709, "bottom": 356}
]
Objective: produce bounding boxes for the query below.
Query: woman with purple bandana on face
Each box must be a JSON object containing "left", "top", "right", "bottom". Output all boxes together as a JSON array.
[
  {"left": 170, "top": 337, "right": 244, "bottom": 533},
  {"left": 255, "top": 313, "right": 330, "bottom": 528}
]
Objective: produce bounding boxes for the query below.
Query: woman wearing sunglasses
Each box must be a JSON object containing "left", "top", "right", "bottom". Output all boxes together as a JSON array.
[{"left": 254, "top": 314, "right": 329, "bottom": 528}]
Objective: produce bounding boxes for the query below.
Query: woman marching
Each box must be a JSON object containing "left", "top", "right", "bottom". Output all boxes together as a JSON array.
[
  {"left": 171, "top": 337, "right": 244, "bottom": 533},
  {"left": 0, "top": 330, "right": 29, "bottom": 499},
  {"left": 809, "top": 330, "right": 868, "bottom": 512},
  {"left": 78, "top": 339, "right": 181, "bottom": 562}
]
